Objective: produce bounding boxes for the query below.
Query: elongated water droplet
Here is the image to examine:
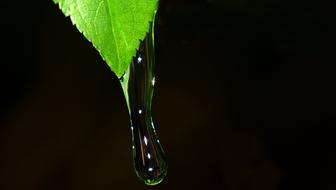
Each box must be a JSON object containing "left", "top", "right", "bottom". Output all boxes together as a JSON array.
[{"left": 120, "top": 20, "right": 167, "bottom": 186}]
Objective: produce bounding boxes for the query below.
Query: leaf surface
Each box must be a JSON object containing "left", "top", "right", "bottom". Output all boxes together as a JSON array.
[{"left": 53, "top": 0, "right": 158, "bottom": 77}]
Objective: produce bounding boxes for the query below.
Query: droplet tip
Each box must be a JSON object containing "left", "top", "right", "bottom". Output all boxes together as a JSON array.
[{"left": 143, "top": 175, "right": 166, "bottom": 186}]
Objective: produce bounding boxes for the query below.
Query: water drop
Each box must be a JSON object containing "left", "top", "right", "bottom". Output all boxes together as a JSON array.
[{"left": 120, "top": 20, "right": 167, "bottom": 186}]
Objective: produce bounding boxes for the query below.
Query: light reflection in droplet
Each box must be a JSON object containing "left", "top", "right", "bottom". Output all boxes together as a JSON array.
[
  {"left": 137, "top": 56, "right": 142, "bottom": 63},
  {"left": 144, "top": 136, "right": 148, "bottom": 146},
  {"left": 152, "top": 77, "right": 156, "bottom": 86}
]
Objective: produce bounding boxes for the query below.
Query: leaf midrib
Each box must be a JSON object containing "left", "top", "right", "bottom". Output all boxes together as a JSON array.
[{"left": 103, "top": 0, "right": 121, "bottom": 70}]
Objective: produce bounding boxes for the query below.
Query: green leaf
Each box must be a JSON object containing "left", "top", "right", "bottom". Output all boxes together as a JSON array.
[{"left": 53, "top": 0, "right": 158, "bottom": 77}]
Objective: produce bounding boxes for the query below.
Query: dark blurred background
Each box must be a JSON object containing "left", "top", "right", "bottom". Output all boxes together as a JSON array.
[{"left": 1, "top": 0, "right": 335, "bottom": 189}]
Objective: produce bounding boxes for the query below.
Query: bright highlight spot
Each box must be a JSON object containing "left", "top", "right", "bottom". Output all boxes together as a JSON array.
[
  {"left": 137, "top": 57, "right": 142, "bottom": 63},
  {"left": 152, "top": 77, "right": 156, "bottom": 86},
  {"left": 144, "top": 136, "right": 148, "bottom": 146}
]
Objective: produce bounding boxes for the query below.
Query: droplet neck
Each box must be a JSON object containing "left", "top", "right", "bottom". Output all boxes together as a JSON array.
[{"left": 120, "top": 21, "right": 167, "bottom": 186}]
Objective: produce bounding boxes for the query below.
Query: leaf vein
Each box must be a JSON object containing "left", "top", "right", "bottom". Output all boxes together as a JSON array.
[{"left": 103, "top": 0, "right": 121, "bottom": 67}]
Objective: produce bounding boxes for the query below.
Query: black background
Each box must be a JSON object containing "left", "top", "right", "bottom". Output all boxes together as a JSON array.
[{"left": 1, "top": 0, "right": 335, "bottom": 189}]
